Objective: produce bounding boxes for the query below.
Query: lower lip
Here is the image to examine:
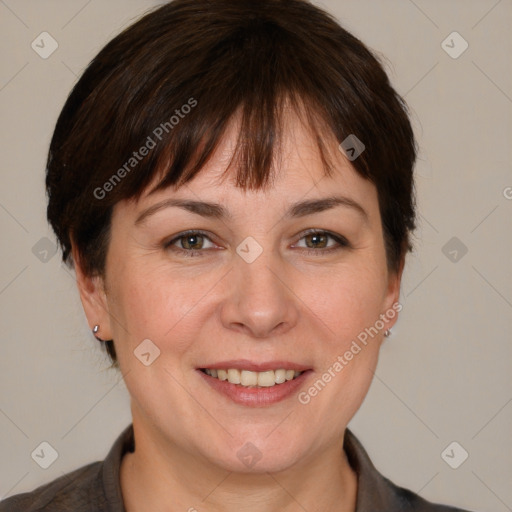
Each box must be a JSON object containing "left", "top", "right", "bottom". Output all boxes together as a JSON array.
[{"left": 197, "top": 369, "right": 312, "bottom": 407}]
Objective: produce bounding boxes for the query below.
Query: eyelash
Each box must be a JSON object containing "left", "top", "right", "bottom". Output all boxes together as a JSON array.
[{"left": 163, "top": 229, "right": 350, "bottom": 258}]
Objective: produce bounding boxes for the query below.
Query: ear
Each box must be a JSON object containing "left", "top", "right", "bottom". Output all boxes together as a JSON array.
[
  {"left": 71, "top": 244, "right": 113, "bottom": 341},
  {"left": 381, "top": 255, "right": 405, "bottom": 331}
]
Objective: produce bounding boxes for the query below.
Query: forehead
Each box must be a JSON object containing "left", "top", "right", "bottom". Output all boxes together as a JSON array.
[{"left": 139, "top": 107, "right": 377, "bottom": 209}]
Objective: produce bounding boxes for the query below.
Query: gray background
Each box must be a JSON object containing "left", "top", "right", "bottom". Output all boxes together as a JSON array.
[{"left": 1, "top": 0, "right": 511, "bottom": 510}]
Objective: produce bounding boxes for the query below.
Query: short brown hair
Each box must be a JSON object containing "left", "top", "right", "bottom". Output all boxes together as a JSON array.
[{"left": 46, "top": 0, "right": 417, "bottom": 365}]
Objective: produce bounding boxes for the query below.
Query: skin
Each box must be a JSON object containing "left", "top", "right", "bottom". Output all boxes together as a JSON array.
[{"left": 74, "top": 108, "right": 404, "bottom": 512}]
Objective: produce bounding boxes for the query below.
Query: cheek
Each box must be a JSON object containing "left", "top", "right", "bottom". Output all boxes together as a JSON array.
[
  {"left": 303, "top": 261, "right": 387, "bottom": 342},
  {"left": 297, "top": 260, "right": 387, "bottom": 416},
  {"left": 299, "top": 273, "right": 385, "bottom": 428},
  {"left": 106, "top": 259, "right": 216, "bottom": 355}
]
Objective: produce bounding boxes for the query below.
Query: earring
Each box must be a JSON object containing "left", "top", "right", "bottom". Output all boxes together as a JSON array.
[
  {"left": 384, "top": 329, "right": 391, "bottom": 337},
  {"left": 92, "top": 325, "right": 104, "bottom": 342}
]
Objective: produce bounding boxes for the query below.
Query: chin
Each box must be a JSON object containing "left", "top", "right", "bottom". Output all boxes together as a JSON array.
[
  {"left": 203, "top": 432, "right": 306, "bottom": 474},
  {"left": 213, "top": 450, "right": 302, "bottom": 475}
]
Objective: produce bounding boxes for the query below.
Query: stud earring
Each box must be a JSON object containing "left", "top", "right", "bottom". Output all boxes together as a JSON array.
[
  {"left": 384, "top": 329, "right": 391, "bottom": 337},
  {"left": 92, "top": 325, "right": 104, "bottom": 342}
]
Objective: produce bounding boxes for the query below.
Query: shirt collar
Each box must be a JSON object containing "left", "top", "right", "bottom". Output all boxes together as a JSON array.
[{"left": 343, "top": 428, "right": 402, "bottom": 510}]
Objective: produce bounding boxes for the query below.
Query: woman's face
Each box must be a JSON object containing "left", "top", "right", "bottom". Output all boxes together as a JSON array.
[{"left": 79, "top": 111, "right": 402, "bottom": 474}]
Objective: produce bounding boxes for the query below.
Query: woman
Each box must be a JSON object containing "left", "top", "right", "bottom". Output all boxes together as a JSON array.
[{"left": 0, "top": 0, "right": 475, "bottom": 510}]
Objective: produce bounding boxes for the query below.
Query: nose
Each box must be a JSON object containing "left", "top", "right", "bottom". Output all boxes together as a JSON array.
[{"left": 220, "top": 249, "right": 300, "bottom": 338}]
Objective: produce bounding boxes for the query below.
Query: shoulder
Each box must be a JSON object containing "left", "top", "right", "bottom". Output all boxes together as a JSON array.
[
  {"left": 0, "top": 461, "right": 106, "bottom": 512},
  {"left": 382, "top": 475, "right": 474, "bottom": 512},
  {"left": 344, "top": 429, "right": 476, "bottom": 512},
  {"left": 1, "top": 424, "right": 133, "bottom": 512}
]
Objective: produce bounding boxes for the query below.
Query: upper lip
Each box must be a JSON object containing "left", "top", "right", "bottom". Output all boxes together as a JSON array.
[{"left": 198, "top": 359, "right": 312, "bottom": 372}]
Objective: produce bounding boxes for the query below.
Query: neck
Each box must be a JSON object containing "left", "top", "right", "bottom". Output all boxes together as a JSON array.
[{"left": 120, "top": 417, "right": 358, "bottom": 512}]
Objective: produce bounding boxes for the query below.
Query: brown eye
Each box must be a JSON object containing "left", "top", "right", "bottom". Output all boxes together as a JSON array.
[
  {"left": 304, "top": 232, "right": 329, "bottom": 249},
  {"left": 294, "top": 230, "right": 349, "bottom": 253},
  {"left": 180, "top": 233, "right": 205, "bottom": 250},
  {"left": 164, "top": 230, "right": 217, "bottom": 257}
]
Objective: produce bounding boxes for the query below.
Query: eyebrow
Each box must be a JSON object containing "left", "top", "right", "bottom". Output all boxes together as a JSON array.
[{"left": 134, "top": 195, "right": 368, "bottom": 225}]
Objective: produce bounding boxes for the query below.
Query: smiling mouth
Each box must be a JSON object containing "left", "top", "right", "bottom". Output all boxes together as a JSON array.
[{"left": 200, "top": 368, "right": 304, "bottom": 388}]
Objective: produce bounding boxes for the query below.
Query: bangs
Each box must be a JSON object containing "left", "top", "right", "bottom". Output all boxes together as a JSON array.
[
  {"left": 115, "top": 15, "right": 352, "bottom": 201},
  {"left": 148, "top": 92, "right": 337, "bottom": 196}
]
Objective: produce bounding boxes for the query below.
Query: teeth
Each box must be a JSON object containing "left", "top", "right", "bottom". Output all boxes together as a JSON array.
[
  {"left": 227, "top": 369, "right": 241, "bottom": 384},
  {"left": 274, "top": 369, "right": 286, "bottom": 384},
  {"left": 257, "top": 370, "right": 275, "bottom": 387},
  {"left": 240, "top": 370, "right": 258, "bottom": 386},
  {"left": 202, "top": 368, "right": 304, "bottom": 387}
]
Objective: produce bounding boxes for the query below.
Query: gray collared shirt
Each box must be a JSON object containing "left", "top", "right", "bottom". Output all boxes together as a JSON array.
[{"left": 0, "top": 424, "right": 473, "bottom": 511}]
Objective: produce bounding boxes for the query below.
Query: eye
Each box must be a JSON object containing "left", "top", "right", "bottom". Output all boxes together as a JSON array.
[
  {"left": 163, "top": 228, "right": 350, "bottom": 258},
  {"left": 293, "top": 229, "right": 350, "bottom": 254},
  {"left": 164, "top": 230, "right": 218, "bottom": 257}
]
